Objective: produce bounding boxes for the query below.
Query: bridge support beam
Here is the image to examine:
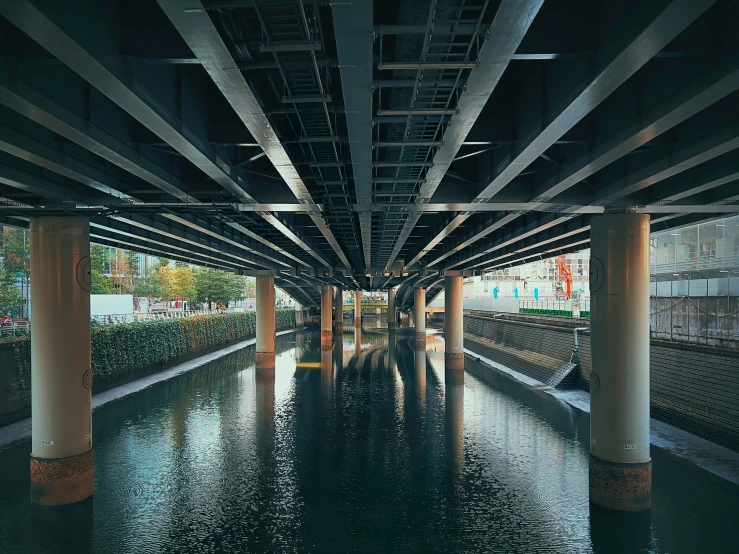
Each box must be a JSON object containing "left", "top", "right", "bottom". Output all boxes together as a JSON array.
[
  {"left": 354, "top": 291, "right": 362, "bottom": 328},
  {"left": 321, "top": 285, "right": 333, "bottom": 350},
  {"left": 30, "top": 216, "right": 93, "bottom": 505},
  {"left": 388, "top": 288, "right": 396, "bottom": 329},
  {"left": 444, "top": 275, "right": 464, "bottom": 383},
  {"left": 256, "top": 275, "right": 276, "bottom": 370},
  {"left": 589, "top": 212, "right": 651, "bottom": 512},
  {"left": 334, "top": 286, "right": 343, "bottom": 334},
  {"left": 414, "top": 288, "right": 426, "bottom": 348}
]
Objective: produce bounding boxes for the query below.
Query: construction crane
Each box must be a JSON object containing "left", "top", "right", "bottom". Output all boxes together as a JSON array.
[{"left": 555, "top": 257, "right": 572, "bottom": 299}]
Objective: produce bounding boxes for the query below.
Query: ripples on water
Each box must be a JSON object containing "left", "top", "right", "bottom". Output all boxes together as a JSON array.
[{"left": 0, "top": 325, "right": 738, "bottom": 553}]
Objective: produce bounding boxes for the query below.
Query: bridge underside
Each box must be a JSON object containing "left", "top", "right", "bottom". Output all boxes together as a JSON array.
[{"left": 0, "top": 0, "right": 738, "bottom": 308}]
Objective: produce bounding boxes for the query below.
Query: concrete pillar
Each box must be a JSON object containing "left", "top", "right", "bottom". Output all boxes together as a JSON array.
[
  {"left": 295, "top": 307, "right": 304, "bottom": 327},
  {"left": 321, "top": 284, "right": 333, "bottom": 350},
  {"left": 414, "top": 288, "right": 426, "bottom": 348},
  {"left": 334, "top": 286, "right": 343, "bottom": 334},
  {"left": 444, "top": 275, "right": 464, "bottom": 381},
  {"left": 354, "top": 290, "right": 362, "bottom": 327},
  {"left": 256, "top": 275, "right": 276, "bottom": 370},
  {"left": 388, "top": 288, "right": 396, "bottom": 329},
  {"left": 30, "top": 216, "right": 93, "bottom": 505},
  {"left": 589, "top": 212, "right": 651, "bottom": 512}
]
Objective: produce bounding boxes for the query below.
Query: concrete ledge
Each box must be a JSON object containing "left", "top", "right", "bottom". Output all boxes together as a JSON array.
[
  {"left": 463, "top": 346, "right": 739, "bottom": 488},
  {"left": 0, "top": 327, "right": 307, "bottom": 451}
]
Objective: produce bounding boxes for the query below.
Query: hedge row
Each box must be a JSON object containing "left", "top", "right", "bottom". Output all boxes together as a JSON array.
[{"left": 12, "top": 309, "right": 297, "bottom": 387}]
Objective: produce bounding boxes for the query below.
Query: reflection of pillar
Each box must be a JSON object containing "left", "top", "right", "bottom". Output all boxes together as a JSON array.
[
  {"left": 334, "top": 286, "right": 344, "bottom": 334},
  {"left": 321, "top": 285, "right": 333, "bottom": 350},
  {"left": 334, "top": 330, "right": 344, "bottom": 372},
  {"left": 255, "top": 365, "right": 275, "bottom": 451},
  {"left": 388, "top": 288, "right": 396, "bottom": 329},
  {"left": 414, "top": 288, "right": 426, "bottom": 348},
  {"left": 30, "top": 217, "right": 93, "bottom": 505},
  {"left": 415, "top": 348, "right": 427, "bottom": 407},
  {"left": 590, "top": 213, "right": 651, "bottom": 512},
  {"left": 355, "top": 326, "right": 362, "bottom": 356},
  {"left": 388, "top": 331, "right": 396, "bottom": 373},
  {"left": 256, "top": 275, "right": 276, "bottom": 370},
  {"left": 445, "top": 380, "right": 464, "bottom": 476},
  {"left": 401, "top": 311, "right": 409, "bottom": 328},
  {"left": 444, "top": 275, "right": 464, "bottom": 379},
  {"left": 354, "top": 290, "right": 362, "bottom": 327},
  {"left": 321, "top": 349, "right": 333, "bottom": 402}
]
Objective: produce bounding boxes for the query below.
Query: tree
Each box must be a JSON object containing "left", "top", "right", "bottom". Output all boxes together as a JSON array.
[
  {"left": 90, "top": 245, "right": 114, "bottom": 294},
  {"left": 194, "top": 267, "right": 246, "bottom": 306},
  {"left": 155, "top": 265, "right": 195, "bottom": 302},
  {"left": 0, "top": 229, "right": 30, "bottom": 316}
]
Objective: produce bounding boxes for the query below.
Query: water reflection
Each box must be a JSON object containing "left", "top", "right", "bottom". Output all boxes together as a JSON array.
[
  {"left": 445, "top": 378, "right": 464, "bottom": 479},
  {"left": 1, "top": 328, "right": 738, "bottom": 553}
]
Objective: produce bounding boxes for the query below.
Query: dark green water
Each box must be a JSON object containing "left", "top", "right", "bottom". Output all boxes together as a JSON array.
[{"left": 1, "top": 326, "right": 738, "bottom": 553}]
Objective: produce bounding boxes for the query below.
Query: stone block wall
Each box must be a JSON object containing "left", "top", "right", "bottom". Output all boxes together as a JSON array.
[{"left": 463, "top": 314, "right": 739, "bottom": 452}]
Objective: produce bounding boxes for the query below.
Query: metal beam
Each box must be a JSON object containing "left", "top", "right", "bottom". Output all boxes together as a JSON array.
[
  {"left": 156, "top": 0, "right": 353, "bottom": 271},
  {"left": 383, "top": 0, "right": 544, "bottom": 271},
  {"left": 332, "top": 0, "right": 373, "bottom": 272},
  {"left": 0, "top": 60, "right": 195, "bottom": 202},
  {"left": 478, "top": 0, "right": 716, "bottom": 201},
  {"left": 399, "top": 0, "right": 717, "bottom": 270}
]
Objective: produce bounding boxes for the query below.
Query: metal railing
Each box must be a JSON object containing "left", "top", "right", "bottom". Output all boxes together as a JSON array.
[{"left": 0, "top": 321, "right": 29, "bottom": 340}]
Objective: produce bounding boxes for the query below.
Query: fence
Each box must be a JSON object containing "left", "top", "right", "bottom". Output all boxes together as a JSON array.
[{"left": 518, "top": 299, "right": 591, "bottom": 318}]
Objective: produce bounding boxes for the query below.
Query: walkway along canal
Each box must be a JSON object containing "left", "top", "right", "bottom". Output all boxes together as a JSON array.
[{"left": 0, "top": 325, "right": 738, "bottom": 552}]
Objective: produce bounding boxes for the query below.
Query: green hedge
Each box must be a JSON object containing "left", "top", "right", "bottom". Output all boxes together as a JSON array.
[{"left": 11, "top": 309, "right": 297, "bottom": 387}]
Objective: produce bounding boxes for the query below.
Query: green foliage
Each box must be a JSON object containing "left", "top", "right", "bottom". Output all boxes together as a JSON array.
[
  {"left": 0, "top": 229, "right": 30, "bottom": 316},
  {"left": 193, "top": 267, "right": 245, "bottom": 305},
  {"left": 8, "top": 309, "right": 297, "bottom": 387},
  {"left": 90, "top": 244, "right": 115, "bottom": 294}
]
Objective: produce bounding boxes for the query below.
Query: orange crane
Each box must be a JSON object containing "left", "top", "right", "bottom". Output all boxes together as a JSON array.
[{"left": 555, "top": 257, "right": 572, "bottom": 299}]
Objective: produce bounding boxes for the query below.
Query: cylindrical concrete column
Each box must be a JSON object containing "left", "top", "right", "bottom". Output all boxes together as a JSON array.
[
  {"left": 387, "top": 288, "right": 396, "bottom": 329},
  {"left": 30, "top": 216, "right": 93, "bottom": 505},
  {"left": 321, "top": 284, "right": 333, "bottom": 350},
  {"left": 414, "top": 288, "right": 426, "bottom": 348},
  {"left": 589, "top": 212, "right": 651, "bottom": 512},
  {"left": 334, "top": 286, "right": 343, "bottom": 334},
  {"left": 354, "top": 290, "right": 362, "bottom": 328},
  {"left": 444, "top": 275, "right": 464, "bottom": 378},
  {"left": 256, "top": 275, "right": 276, "bottom": 370}
]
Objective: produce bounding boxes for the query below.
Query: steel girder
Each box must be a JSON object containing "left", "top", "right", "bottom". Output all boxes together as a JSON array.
[
  {"left": 155, "top": 0, "right": 354, "bottom": 272},
  {"left": 384, "top": 0, "right": 545, "bottom": 271},
  {"left": 331, "top": 0, "right": 373, "bottom": 271},
  {"left": 0, "top": 0, "right": 341, "bottom": 275},
  {"left": 404, "top": 0, "right": 718, "bottom": 270}
]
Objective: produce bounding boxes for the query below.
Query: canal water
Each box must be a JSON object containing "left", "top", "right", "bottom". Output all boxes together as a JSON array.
[{"left": 1, "top": 324, "right": 738, "bottom": 553}]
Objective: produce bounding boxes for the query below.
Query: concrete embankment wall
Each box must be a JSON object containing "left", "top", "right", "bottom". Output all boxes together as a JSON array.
[{"left": 463, "top": 314, "right": 739, "bottom": 452}]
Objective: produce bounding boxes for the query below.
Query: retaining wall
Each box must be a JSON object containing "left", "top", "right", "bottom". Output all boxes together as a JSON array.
[{"left": 463, "top": 314, "right": 739, "bottom": 452}]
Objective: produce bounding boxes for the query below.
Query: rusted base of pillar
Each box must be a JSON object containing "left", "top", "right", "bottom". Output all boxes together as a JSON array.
[
  {"left": 354, "top": 318, "right": 361, "bottom": 327},
  {"left": 590, "top": 454, "right": 651, "bottom": 511},
  {"left": 445, "top": 369, "right": 464, "bottom": 385},
  {"left": 31, "top": 449, "right": 93, "bottom": 506},
  {"left": 445, "top": 352, "right": 464, "bottom": 371},
  {"left": 415, "top": 332, "right": 426, "bottom": 349},
  {"left": 255, "top": 351, "right": 276, "bottom": 370},
  {"left": 321, "top": 330, "right": 332, "bottom": 351},
  {"left": 335, "top": 322, "right": 344, "bottom": 333}
]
